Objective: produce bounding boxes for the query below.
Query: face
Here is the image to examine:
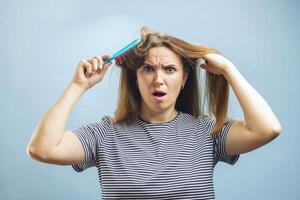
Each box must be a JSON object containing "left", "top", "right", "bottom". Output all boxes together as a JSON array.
[{"left": 136, "top": 46, "right": 188, "bottom": 113}]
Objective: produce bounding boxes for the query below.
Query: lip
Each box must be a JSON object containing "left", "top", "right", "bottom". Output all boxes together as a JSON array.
[
  {"left": 152, "top": 90, "right": 166, "bottom": 94},
  {"left": 152, "top": 93, "right": 166, "bottom": 102}
]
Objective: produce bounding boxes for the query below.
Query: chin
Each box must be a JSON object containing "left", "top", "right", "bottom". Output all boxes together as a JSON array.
[{"left": 149, "top": 103, "right": 175, "bottom": 113}]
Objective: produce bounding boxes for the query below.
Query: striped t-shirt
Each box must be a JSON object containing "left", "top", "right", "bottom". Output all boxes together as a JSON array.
[{"left": 71, "top": 111, "right": 239, "bottom": 199}]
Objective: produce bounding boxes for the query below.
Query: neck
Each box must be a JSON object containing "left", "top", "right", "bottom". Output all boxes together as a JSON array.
[{"left": 139, "top": 106, "right": 178, "bottom": 124}]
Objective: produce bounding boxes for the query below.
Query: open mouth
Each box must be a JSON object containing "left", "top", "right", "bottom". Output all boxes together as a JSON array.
[
  {"left": 152, "top": 92, "right": 166, "bottom": 101},
  {"left": 152, "top": 92, "right": 166, "bottom": 97}
]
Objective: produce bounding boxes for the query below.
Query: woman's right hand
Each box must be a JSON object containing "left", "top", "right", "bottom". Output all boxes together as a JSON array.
[{"left": 71, "top": 55, "right": 112, "bottom": 91}]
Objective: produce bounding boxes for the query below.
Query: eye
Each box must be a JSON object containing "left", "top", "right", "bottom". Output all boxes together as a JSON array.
[
  {"left": 165, "top": 67, "right": 176, "bottom": 73},
  {"left": 142, "top": 65, "right": 153, "bottom": 72}
]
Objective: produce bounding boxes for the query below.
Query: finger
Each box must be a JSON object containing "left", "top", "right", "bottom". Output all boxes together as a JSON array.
[
  {"left": 79, "top": 60, "right": 87, "bottom": 72},
  {"left": 94, "top": 56, "right": 101, "bottom": 62},
  {"left": 87, "top": 58, "right": 97, "bottom": 73},
  {"left": 195, "top": 58, "right": 206, "bottom": 69},
  {"left": 78, "top": 60, "right": 86, "bottom": 77},
  {"left": 96, "top": 55, "right": 110, "bottom": 73},
  {"left": 94, "top": 55, "right": 105, "bottom": 70},
  {"left": 91, "top": 58, "right": 98, "bottom": 73},
  {"left": 200, "top": 54, "right": 210, "bottom": 61},
  {"left": 93, "top": 56, "right": 102, "bottom": 69},
  {"left": 201, "top": 64, "right": 209, "bottom": 70},
  {"left": 78, "top": 60, "right": 86, "bottom": 68},
  {"left": 197, "top": 58, "right": 206, "bottom": 65},
  {"left": 82, "top": 60, "right": 93, "bottom": 76},
  {"left": 98, "top": 61, "right": 112, "bottom": 76}
]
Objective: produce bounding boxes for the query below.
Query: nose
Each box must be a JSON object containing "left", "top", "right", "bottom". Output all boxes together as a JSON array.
[{"left": 153, "top": 70, "right": 164, "bottom": 87}]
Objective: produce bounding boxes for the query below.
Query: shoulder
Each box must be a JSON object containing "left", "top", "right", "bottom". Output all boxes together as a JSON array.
[
  {"left": 191, "top": 113, "right": 216, "bottom": 128},
  {"left": 182, "top": 113, "right": 217, "bottom": 135},
  {"left": 101, "top": 115, "right": 114, "bottom": 125},
  {"left": 198, "top": 114, "right": 216, "bottom": 124},
  {"left": 179, "top": 112, "right": 215, "bottom": 130},
  {"left": 102, "top": 115, "right": 138, "bottom": 130},
  {"left": 78, "top": 115, "right": 114, "bottom": 133}
]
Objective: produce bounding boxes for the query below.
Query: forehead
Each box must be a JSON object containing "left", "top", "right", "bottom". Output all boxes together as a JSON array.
[{"left": 144, "top": 46, "right": 182, "bottom": 65}]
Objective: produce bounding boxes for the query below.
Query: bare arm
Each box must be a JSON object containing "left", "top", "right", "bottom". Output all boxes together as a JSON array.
[
  {"left": 201, "top": 54, "right": 282, "bottom": 155},
  {"left": 27, "top": 83, "right": 86, "bottom": 164},
  {"left": 223, "top": 64, "right": 282, "bottom": 155},
  {"left": 26, "top": 55, "right": 112, "bottom": 164}
]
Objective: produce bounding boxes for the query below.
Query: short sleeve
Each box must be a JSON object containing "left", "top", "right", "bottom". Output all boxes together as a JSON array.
[
  {"left": 213, "top": 119, "right": 239, "bottom": 165},
  {"left": 71, "top": 116, "right": 112, "bottom": 172}
]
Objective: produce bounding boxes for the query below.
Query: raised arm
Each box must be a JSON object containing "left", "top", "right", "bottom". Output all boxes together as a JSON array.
[
  {"left": 26, "top": 55, "right": 112, "bottom": 165},
  {"left": 223, "top": 64, "right": 281, "bottom": 155},
  {"left": 201, "top": 54, "right": 282, "bottom": 155}
]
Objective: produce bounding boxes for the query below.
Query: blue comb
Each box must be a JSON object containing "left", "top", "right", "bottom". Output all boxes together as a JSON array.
[{"left": 103, "top": 38, "right": 140, "bottom": 65}]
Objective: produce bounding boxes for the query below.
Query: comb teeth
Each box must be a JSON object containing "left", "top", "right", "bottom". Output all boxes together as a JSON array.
[{"left": 115, "top": 53, "right": 127, "bottom": 65}]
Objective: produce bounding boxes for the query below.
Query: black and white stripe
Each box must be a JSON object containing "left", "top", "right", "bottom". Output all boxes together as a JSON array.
[{"left": 72, "top": 111, "right": 239, "bottom": 199}]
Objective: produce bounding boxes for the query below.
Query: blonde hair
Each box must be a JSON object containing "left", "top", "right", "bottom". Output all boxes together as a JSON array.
[{"left": 113, "top": 26, "right": 230, "bottom": 135}]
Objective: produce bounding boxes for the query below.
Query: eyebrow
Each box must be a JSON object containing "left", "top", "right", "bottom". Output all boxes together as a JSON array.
[{"left": 142, "top": 63, "right": 177, "bottom": 68}]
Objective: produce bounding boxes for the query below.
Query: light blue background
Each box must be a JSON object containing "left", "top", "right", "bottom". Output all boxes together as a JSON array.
[{"left": 1, "top": 0, "right": 299, "bottom": 199}]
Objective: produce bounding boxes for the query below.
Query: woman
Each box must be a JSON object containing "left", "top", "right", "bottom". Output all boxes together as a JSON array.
[{"left": 27, "top": 27, "right": 282, "bottom": 199}]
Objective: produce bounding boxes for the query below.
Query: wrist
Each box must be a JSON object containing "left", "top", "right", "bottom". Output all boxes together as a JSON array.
[
  {"left": 222, "top": 63, "right": 237, "bottom": 79},
  {"left": 68, "top": 82, "right": 88, "bottom": 95}
]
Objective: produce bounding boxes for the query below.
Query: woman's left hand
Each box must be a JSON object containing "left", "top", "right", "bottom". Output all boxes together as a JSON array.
[{"left": 200, "top": 53, "right": 234, "bottom": 75}]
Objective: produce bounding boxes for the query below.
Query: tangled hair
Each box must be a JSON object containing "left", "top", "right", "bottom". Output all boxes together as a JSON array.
[{"left": 113, "top": 26, "right": 230, "bottom": 135}]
